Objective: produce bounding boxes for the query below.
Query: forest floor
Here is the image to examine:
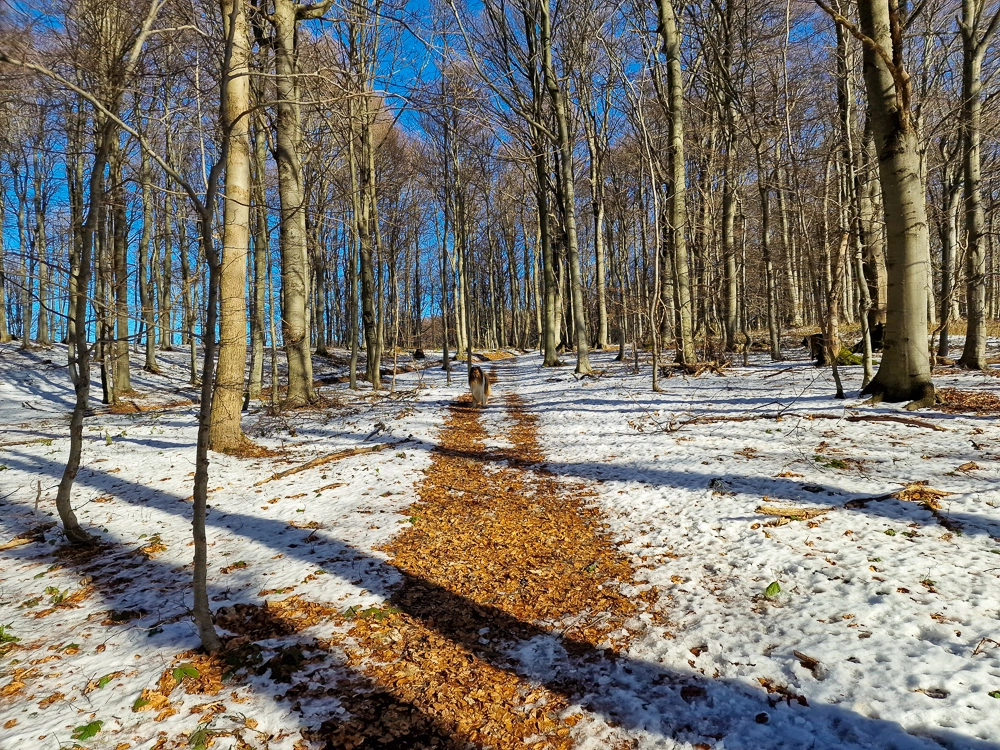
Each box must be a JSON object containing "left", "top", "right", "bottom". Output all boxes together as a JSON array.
[{"left": 2, "top": 339, "right": 1000, "bottom": 750}]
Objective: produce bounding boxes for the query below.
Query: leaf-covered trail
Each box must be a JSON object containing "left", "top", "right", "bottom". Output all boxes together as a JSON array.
[{"left": 313, "top": 377, "right": 659, "bottom": 748}]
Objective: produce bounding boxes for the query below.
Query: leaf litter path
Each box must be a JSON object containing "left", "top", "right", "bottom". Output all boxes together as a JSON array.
[{"left": 305, "top": 381, "right": 661, "bottom": 748}]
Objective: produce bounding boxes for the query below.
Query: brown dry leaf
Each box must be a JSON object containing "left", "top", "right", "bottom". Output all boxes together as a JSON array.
[
  {"left": 138, "top": 537, "right": 168, "bottom": 557},
  {"left": 133, "top": 688, "right": 171, "bottom": 713},
  {"left": 84, "top": 671, "right": 125, "bottom": 694},
  {"left": 189, "top": 700, "right": 226, "bottom": 719},
  {"left": 0, "top": 680, "right": 26, "bottom": 698},
  {"left": 37, "top": 692, "right": 64, "bottom": 709},
  {"left": 957, "top": 461, "right": 981, "bottom": 472},
  {"left": 1, "top": 667, "right": 38, "bottom": 699},
  {"left": 3, "top": 719, "right": 16, "bottom": 728},
  {"left": 28, "top": 655, "right": 61, "bottom": 666},
  {"left": 154, "top": 707, "right": 177, "bottom": 722},
  {"left": 758, "top": 677, "right": 809, "bottom": 706}
]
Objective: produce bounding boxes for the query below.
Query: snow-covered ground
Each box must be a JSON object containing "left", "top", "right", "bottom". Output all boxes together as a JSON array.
[
  {"left": 1, "top": 340, "right": 999, "bottom": 749},
  {"left": 0, "top": 344, "right": 455, "bottom": 749},
  {"left": 513, "top": 348, "right": 1000, "bottom": 750}
]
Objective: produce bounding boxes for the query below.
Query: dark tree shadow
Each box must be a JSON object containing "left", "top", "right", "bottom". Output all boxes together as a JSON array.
[{"left": 3, "top": 443, "right": 999, "bottom": 748}]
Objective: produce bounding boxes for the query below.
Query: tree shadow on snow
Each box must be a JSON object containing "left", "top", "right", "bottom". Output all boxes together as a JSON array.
[{"left": 1, "top": 450, "right": 997, "bottom": 749}]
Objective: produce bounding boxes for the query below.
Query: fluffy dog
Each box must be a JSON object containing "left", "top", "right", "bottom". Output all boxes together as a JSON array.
[{"left": 468, "top": 365, "right": 491, "bottom": 407}]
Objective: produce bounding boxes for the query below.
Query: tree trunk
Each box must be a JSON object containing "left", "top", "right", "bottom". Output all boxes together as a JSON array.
[
  {"left": 16, "top": 181, "right": 32, "bottom": 348},
  {"left": 834, "top": 4, "right": 873, "bottom": 383},
  {"left": 248, "top": 120, "right": 268, "bottom": 399},
  {"left": 111, "top": 150, "right": 131, "bottom": 393},
  {"left": 957, "top": 0, "right": 997, "bottom": 369},
  {"left": 210, "top": 0, "right": 252, "bottom": 453},
  {"left": 32, "top": 146, "right": 49, "bottom": 346},
  {"left": 860, "top": 114, "right": 887, "bottom": 328},
  {"left": 540, "top": 0, "right": 590, "bottom": 374},
  {"left": 0, "top": 179, "right": 10, "bottom": 343},
  {"left": 54, "top": 118, "right": 119, "bottom": 547},
  {"left": 856, "top": 0, "right": 934, "bottom": 406},
  {"left": 582, "top": 101, "right": 609, "bottom": 350},
  {"left": 359, "top": 101, "right": 382, "bottom": 388},
  {"left": 138, "top": 147, "right": 159, "bottom": 372},
  {"left": 722, "top": 137, "right": 739, "bottom": 352},
  {"left": 777, "top": 172, "right": 803, "bottom": 327},
  {"left": 656, "top": 0, "right": 696, "bottom": 365},
  {"left": 938, "top": 167, "right": 961, "bottom": 357},
  {"left": 273, "top": 0, "right": 322, "bottom": 404}
]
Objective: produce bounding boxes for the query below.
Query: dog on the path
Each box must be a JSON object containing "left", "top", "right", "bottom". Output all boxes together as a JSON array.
[{"left": 469, "top": 365, "right": 491, "bottom": 407}]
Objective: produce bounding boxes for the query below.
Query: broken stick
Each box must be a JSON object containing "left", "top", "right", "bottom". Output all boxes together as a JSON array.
[{"left": 254, "top": 442, "right": 396, "bottom": 486}]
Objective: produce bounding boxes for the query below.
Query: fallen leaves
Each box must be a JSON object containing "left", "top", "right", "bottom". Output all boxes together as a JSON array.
[
  {"left": 84, "top": 671, "right": 125, "bottom": 694},
  {"left": 37, "top": 691, "right": 63, "bottom": 708},
  {"left": 109, "top": 398, "right": 193, "bottom": 414},
  {"left": 0, "top": 667, "right": 38, "bottom": 699},
  {"left": 131, "top": 650, "right": 231, "bottom": 723},
  {"left": 937, "top": 388, "right": 1000, "bottom": 415},
  {"left": 792, "top": 650, "right": 822, "bottom": 679},
  {"left": 757, "top": 677, "right": 809, "bottom": 706},
  {"left": 137, "top": 535, "right": 167, "bottom": 557},
  {"left": 306, "top": 390, "right": 658, "bottom": 748},
  {"left": 892, "top": 482, "right": 954, "bottom": 510}
]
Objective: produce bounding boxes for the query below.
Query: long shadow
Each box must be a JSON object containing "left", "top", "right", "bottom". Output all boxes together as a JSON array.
[
  {"left": 335, "top": 431, "right": 1000, "bottom": 539},
  {"left": 2, "top": 448, "right": 998, "bottom": 747}
]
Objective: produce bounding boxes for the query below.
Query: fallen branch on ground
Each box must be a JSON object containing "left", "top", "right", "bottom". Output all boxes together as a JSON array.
[
  {"left": 843, "top": 415, "right": 947, "bottom": 432},
  {"left": 254, "top": 442, "right": 398, "bottom": 486},
  {"left": 0, "top": 437, "right": 56, "bottom": 449},
  {"left": 756, "top": 505, "right": 832, "bottom": 521},
  {"left": 683, "top": 412, "right": 946, "bottom": 430}
]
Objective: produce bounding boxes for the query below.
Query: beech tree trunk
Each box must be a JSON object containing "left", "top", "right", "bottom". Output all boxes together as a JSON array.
[
  {"left": 957, "top": 0, "right": 999, "bottom": 369},
  {"left": 0, "top": 182, "right": 9, "bottom": 342},
  {"left": 855, "top": 0, "right": 934, "bottom": 406},
  {"left": 210, "top": 0, "right": 252, "bottom": 452},
  {"left": 272, "top": 0, "right": 329, "bottom": 403},
  {"left": 111, "top": 150, "right": 131, "bottom": 393},
  {"left": 248, "top": 119, "right": 268, "bottom": 399},
  {"left": 539, "top": 0, "right": 590, "bottom": 374},
  {"left": 655, "top": 0, "right": 696, "bottom": 365},
  {"left": 138, "top": 147, "right": 159, "bottom": 372}
]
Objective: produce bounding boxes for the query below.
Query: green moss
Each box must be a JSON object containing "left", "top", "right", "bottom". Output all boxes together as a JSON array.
[{"left": 837, "top": 348, "right": 863, "bottom": 366}]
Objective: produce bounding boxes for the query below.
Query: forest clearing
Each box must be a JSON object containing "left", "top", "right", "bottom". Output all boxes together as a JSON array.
[{"left": 2, "top": 342, "right": 1000, "bottom": 749}]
